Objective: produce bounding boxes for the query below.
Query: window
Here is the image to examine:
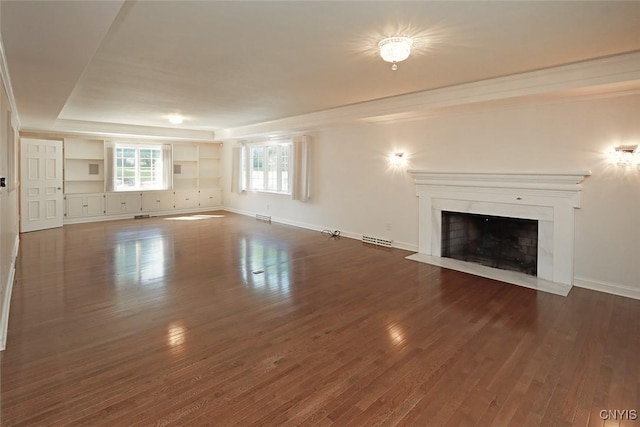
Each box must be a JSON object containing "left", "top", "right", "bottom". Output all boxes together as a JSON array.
[
  {"left": 107, "top": 143, "right": 171, "bottom": 192},
  {"left": 248, "top": 143, "right": 291, "bottom": 194}
]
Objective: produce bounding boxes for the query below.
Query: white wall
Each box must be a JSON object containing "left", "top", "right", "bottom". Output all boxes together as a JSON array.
[
  {"left": 0, "top": 58, "right": 19, "bottom": 349},
  {"left": 222, "top": 93, "right": 640, "bottom": 298}
]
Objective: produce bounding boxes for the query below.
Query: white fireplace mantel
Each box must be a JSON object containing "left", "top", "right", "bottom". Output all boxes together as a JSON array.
[{"left": 407, "top": 170, "right": 591, "bottom": 296}]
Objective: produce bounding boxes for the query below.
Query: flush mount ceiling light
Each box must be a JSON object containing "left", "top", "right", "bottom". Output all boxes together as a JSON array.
[
  {"left": 168, "top": 114, "right": 183, "bottom": 125},
  {"left": 378, "top": 36, "right": 413, "bottom": 70}
]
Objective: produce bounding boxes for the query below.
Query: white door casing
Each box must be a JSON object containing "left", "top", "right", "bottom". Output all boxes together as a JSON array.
[{"left": 20, "top": 139, "right": 64, "bottom": 232}]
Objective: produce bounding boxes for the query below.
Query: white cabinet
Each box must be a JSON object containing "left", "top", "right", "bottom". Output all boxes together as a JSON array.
[
  {"left": 65, "top": 193, "right": 104, "bottom": 219},
  {"left": 199, "top": 188, "right": 222, "bottom": 208},
  {"left": 105, "top": 193, "right": 141, "bottom": 215},
  {"left": 174, "top": 190, "right": 199, "bottom": 210},
  {"left": 141, "top": 191, "right": 174, "bottom": 212}
]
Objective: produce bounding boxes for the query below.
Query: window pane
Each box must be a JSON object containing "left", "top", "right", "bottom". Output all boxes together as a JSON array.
[
  {"left": 115, "top": 147, "right": 137, "bottom": 190},
  {"left": 138, "top": 148, "right": 162, "bottom": 189},
  {"left": 267, "top": 146, "right": 278, "bottom": 191},
  {"left": 251, "top": 147, "right": 264, "bottom": 190},
  {"left": 280, "top": 144, "right": 290, "bottom": 192}
]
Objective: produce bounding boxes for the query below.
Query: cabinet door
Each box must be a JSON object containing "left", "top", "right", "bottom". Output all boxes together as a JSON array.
[
  {"left": 142, "top": 191, "right": 174, "bottom": 212},
  {"left": 106, "top": 193, "right": 141, "bottom": 214},
  {"left": 122, "top": 193, "right": 141, "bottom": 213},
  {"left": 141, "top": 192, "right": 161, "bottom": 212},
  {"left": 85, "top": 194, "right": 104, "bottom": 216},
  {"left": 66, "top": 194, "right": 104, "bottom": 218},
  {"left": 105, "top": 194, "right": 124, "bottom": 214},
  {"left": 65, "top": 195, "right": 86, "bottom": 218},
  {"left": 199, "top": 188, "right": 221, "bottom": 208},
  {"left": 174, "top": 190, "right": 199, "bottom": 209}
]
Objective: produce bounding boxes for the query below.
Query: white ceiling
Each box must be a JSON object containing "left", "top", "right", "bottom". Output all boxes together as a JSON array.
[{"left": 2, "top": 1, "right": 640, "bottom": 138}]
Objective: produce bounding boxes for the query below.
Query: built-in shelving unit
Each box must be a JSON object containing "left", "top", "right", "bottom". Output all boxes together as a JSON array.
[
  {"left": 173, "top": 144, "right": 199, "bottom": 190},
  {"left": 197, "top": 143, "right": 221, "bottom": 189},
  {"left": 63, "top": 138, "right": 105, "bottom": 194},
  {"left": 63, "top": 139, "right": 223, "bottom": 224}
]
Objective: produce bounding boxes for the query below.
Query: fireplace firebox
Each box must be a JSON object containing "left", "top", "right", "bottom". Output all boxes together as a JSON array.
[{"left": 441, "top": 212, "right": 538, "bottom": 276}]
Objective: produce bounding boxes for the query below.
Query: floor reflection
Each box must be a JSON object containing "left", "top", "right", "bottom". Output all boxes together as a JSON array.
[
  {"left": 167, "top": 321, "right": 187, "bottom": 357},
  {"left": 239, "top": 237, "right": 291, "bottom": 297},
  {"left": 113, "top": 228, "right": 172, "bottom": 287},
  {"left": 386, "top": 323, "right": 406, "bottom": 346}
]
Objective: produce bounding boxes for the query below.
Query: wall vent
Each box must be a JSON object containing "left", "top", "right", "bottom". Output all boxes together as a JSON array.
[
  {"left": 362, "top": 235, "right": 393, "bottom": 248},
  {"left": 256, "top": 214, "right": 272, "bottom": 223}
]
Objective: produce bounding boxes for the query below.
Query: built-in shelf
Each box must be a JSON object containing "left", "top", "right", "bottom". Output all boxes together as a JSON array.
[
  {"left": 197, "top": 144, "right": 221, "bottom": 189},
  {"left": 64, "top": 138, "right": 106, "bottom": 194}
]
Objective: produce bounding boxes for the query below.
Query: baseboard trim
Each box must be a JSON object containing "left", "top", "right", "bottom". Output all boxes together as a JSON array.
[
  {"left": 1, "top": 235, "right": 19, "bottom": 351},
  {"left": 63, "top": 206, "right": 224, "bottom": 225},
  {"left": 221, "top": 207, "right": 418, "bottom": 252},
  {"left": 574, "top": 277, "right": 640, "bottom": 300}
]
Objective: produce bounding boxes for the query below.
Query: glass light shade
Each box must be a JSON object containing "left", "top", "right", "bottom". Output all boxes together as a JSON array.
[
  {"left": 610, "top": 145, "right": 639, "bottom": 165},
  {"left": 378, "top": 37, "right": 413, "bottom": 64}
]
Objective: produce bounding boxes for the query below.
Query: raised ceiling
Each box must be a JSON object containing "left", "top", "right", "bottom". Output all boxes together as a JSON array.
[{"left": 2, "top": 1, "right": 640, "bottom": 138}]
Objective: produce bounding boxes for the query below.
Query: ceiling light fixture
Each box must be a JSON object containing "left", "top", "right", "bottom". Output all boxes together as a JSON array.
[
  {"left": 378, "top": 36, "right": 413, "bottom": 71},
  {"left": 168, "top": 114, "right": 183, "bottom": 125}
]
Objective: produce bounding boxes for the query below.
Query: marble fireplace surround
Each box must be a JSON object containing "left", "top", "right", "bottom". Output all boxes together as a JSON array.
[{"left": 406, "top": 170, "right": 591, "bottom": 296}]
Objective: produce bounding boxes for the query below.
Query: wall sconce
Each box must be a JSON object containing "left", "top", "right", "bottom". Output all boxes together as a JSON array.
[
  {"left": 610, "top": 145, "right": 639, "bottom": 166},
  {"left": 390, "top": 152, "right": 406, "bottom": 167}
]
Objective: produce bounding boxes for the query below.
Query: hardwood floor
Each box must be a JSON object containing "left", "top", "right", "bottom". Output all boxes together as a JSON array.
[{"left": 1, "top": 212, "right": 638, "bottom": 426}]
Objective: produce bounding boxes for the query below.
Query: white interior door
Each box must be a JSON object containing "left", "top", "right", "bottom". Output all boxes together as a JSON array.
[{"left": 20, "top": 138, "right": 64, "bottom": 232}]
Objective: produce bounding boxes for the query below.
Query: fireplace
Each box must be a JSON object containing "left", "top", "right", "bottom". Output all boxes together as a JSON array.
[
  {"left": 406, "top": 170, "right": 590, "bottom": 296},
  {"left": 441, "top": 212, "right": 538, "bottom": 276}
]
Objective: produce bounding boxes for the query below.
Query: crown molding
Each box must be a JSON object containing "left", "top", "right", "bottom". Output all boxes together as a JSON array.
[
  {"left": 0, "top": 35, "right": 21, "bottom": 128},
  {"left": 217, "top": 51, "right": 640, "bottom": 140},
  {"left": 22, "top": 119, "right": 216, "bottom": 142}
]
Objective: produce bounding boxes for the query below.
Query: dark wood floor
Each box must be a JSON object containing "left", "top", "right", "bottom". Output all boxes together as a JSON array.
[{"left": 1, "top": 212, "right": 638, "bottom": 426}]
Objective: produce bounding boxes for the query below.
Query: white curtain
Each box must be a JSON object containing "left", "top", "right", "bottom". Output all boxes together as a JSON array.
[
  {"left": 162, "top": 144, "right": 173, "bottom": 190},
  {"left": 104, "top": 141, "right": 115, "bottom": 192},
  {"left": 231, "top": 144, "right": 247, "bottom": 193},
  {"left": 291, "top": 135, "right": 311, "bottom": 202}
]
